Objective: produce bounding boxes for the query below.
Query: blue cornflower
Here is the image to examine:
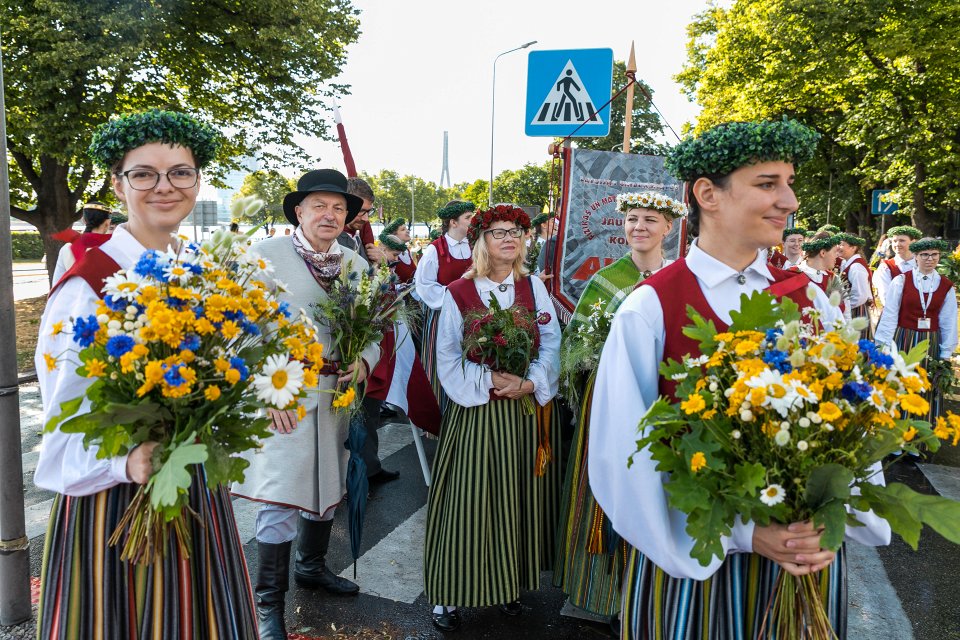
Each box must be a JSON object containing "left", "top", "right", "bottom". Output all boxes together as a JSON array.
[
  {"left": 179, "top": 334, "right": 201, "bottom": 352},
  {"left": 163, "top": 363, "right": 187, "bottom": 387},
  {"left": 133, "top": 250, "right": 168, "bottom": 280},
  {"left": 105, "top": 335, "right": 135, "bottom": 358},
  {"left": 765, "top": 328, "right": 783, "bottom": 344},
  {"left": 229, "top": 357, "right": 249, "bottom": 381},
  {"left": 762, "top": 348, "right": 792, "bottom": 374},
  {"left": 165, "top": 296, "right": 187, "bottom": 310},
  {"left": 842, "top": 381, "right": 873, "bottom": 404},
  {"left": 277, "top": 301, "right": 291, "bottom": 318},
  {"left": 103, "top": 294, "right": 127, "bottom": 311},
  {"left": 241, "top": 321, "right": 261, "bottom": 336},
  {"left": 186, "top": 262, "right": 203, "bottom": 274},
  {"left": 72, "top": 315, "right": 100, "bottom": 347}
]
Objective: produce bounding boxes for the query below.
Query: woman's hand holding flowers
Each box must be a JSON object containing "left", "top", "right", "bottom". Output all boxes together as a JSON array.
[
  {"left": 338, "top": 360, "right": 368, "bottom": 386},
  {"left": 753, "top": 521, "right": 837, "bottom": 577},
  {"left": 126, "top": 441, "right": 159, "bottom": 484},
  {"left": 267, "top": 408, "right": 298, "bottom": 434},
  {"left": 492, "top": 371, "right": 533, "bottom": 399}
]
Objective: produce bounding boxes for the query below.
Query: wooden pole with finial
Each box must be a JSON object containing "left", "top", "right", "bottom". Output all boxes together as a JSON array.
[{"left": 621, "top": 41, "right": 637, "bottom": 153}]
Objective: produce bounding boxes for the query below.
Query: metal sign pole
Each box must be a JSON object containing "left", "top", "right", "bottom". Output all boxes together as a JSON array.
[{"left": 0, "top": 31, "right": 34, "bottom": 626}]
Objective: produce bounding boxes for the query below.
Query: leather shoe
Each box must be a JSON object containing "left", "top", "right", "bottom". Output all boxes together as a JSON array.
[
  {"left": 369, "top": 469, "right": 400, "bottom": 484},
  {"left": 498, "top": 600, "right": 522, "bottom": 616},
  {"left": 432, "top": 608, "right": 461, "bottom": 632}
]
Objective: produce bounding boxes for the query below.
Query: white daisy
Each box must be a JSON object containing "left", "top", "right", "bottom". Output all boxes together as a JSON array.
[
  {"left": 760, "top": 484, "right": 786, "bottom": 506},
  {"left": 103, "top": 271, "right": 145, "bottom": 302},
  {"left": 163, "top": 261, "right": 193, "bottom": 283},
  {"left": 252, "top": 355, "right": 305, "bottom": 408}
]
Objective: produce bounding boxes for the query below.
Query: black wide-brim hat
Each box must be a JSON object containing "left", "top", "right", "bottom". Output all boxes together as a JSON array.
[{"left": 282, "top": 169, "right": 364, "bottom": 226}]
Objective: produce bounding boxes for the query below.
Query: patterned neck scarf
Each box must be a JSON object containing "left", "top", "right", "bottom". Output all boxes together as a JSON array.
[{"left": 292, "top": 226, "right": 342, "bottom": 291}]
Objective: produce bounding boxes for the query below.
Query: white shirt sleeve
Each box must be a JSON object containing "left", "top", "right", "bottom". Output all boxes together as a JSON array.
[
  {"left": 435, "top": 287, "right": 494, "bottom": 407},
  {"left": 846, "top": 461, "right": 892, "bottom": 546},
  {"left": 588, "top": 287, "right": 756, "bottom": 580},
  {"left": 51, "top": 244, "right": 75, "bottom": 285},
  {"left": 938, "top": 286, "right": 958, "bottom": 358},
  {"left": 874, "top": 275, "right": 905, "bottom": 347},
  {"left": 847, "top": 262, "right": 872, "bottom": 309},
  {"left": 874, "top": 262, "right": 893, "bottom": 307},
  {"left": 34, "top": 278, "right": 131, "bottom": 496},
  {"left": 525, "top": 276, "right": 561, "bottom": 406},
  {"left": 414, "top": 244, "right": 446, "bottom": 310}
]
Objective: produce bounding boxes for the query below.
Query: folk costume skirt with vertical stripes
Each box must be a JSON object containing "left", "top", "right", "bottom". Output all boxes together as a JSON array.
[
  {"left": 620, "top": 545, "right": 847, "bottom": 640},
  {"left": 850, "top": 303, "right": 874, "bottom": 340},
  {"left": 424, "top": 397, "right": 560, "bottom": 607},
  {"left": 894, "top": 327, "right": 943, "bottom": 421},
  {"left": 553, "top": 372, "right": 626, "bottom": 617},
  {"left": 37, "top": 465, "right": 257, "bottom": 640},
  {"left": 420, "top": 305, "right": 449, "bottom": 415}
]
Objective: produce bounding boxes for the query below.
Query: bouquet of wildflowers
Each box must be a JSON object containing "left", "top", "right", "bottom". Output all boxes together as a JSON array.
[
  {"left": 461, "top": 295, "right": 551, "bottom": 414},
  {"left": 313, "top": 262, "right": 413, "bottom": 413},
  {"left": 44, "top": 227, "right": 325, "bottom": 564},
  {"left": 559, "top": 298, "right": 614, "bottom": 411},
  {"left": 936, "top": 245, "right": 960, "bottom": 285},
  {"left": 630, "top": 289, "right": 960, "bottom": 639}
]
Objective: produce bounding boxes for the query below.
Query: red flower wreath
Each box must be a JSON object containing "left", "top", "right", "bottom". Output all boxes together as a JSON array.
[{"left": 467, "top": 204, "right": 532, "bottom": 246}]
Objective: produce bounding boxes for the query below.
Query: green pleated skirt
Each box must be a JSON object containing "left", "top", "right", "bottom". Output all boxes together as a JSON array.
[
  {"left": 424, "top": 397, "right": 561, "bottom": 607},
  {"left": 553, "top": 373, "right": 626, "bottom": 617}
]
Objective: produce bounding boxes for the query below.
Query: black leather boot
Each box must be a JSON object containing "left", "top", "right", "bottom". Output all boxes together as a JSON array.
[
  {"left": 255, "top": 540, "right": 291, "bottom": 640},
  {"left": 293, "top": 517, "right": 360, "bottom": 595}
]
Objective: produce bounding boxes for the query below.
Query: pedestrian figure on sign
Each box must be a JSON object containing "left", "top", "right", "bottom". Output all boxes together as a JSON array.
[{"left": 553, "top": 69, "right": 583, "bottom": 121}]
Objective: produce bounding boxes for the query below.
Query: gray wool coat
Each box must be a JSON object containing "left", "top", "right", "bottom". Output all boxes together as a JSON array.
[{"left": 231, "top": 236, "right": 381, "bottom": 514}]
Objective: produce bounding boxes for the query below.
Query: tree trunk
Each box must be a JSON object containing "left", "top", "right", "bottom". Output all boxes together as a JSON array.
[{"left": 910, "top": 161, "right": 939, "bottom": 236}]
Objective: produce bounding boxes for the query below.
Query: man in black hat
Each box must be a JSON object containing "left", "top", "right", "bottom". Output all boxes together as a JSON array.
[{"left": 231, "top": 168, "right": 384, "bottom": 640}]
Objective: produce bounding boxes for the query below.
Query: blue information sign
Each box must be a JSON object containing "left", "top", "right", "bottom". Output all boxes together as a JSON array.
[
  {"left": 871, "top": 189, "right": 898, "bottom": 215},
  {"left": 525, "top": 48, "right": 613, "bottom": 138}
]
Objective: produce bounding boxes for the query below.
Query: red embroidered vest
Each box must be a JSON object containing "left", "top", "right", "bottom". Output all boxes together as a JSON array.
[
  {"left": 448, "top": 276, "right": 539, "bottom": 401},
  {"left": 768, "top": 250, "right": 787, "bottom": 270},
  {"left": 50, "top": 247, "right": 121, "bottom": 299},
  {"left": 431, "top": 237, "right": 472, "bottom": 285},
  {"left": 394, "top": 258, "right": 417, "bottom": 283},
  {"left": 898, "top": 274, "right": 953, "bottom": 332},
  {"left": 883, "top": 258, "right": 903, "bottom": 279},
  {"left": 642, "top": 259, "right": 814, "bottom": 399}
]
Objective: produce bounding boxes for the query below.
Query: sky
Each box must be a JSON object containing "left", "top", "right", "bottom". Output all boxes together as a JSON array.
[{"left": 299, "top": 0, "right": 711, "bottom": 186}]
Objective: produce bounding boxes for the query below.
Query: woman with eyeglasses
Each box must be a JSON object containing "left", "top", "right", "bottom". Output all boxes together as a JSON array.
[
  {"left": 34, "top": 109, "right": 258, "bottom": 638},
  {"left": 875, "top": 238, "right": 958, "bottom": 425},
  {"left": 424, "top": 205, "right": 561, "bottom": 632}
]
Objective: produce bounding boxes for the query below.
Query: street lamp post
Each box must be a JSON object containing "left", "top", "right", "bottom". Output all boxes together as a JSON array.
[{"left": 489, "top": 40, "right": 537, "bottom": 206}]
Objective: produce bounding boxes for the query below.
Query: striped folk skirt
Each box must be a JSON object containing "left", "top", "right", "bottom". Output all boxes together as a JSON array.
[
  {"left": 37, "top": 466, "right": 257, "bottom": 640},
  {"left": 894, "top": 327, "right": 943, "bottom": 421},
  {"left": 850, "top": 303, "right": 874, "bottom": 340},
  {"left": 420, "top": 305, "right": 449, "bottom": 415},
  {"left": 424, "top": 398, "right": 561, "bottom": 607},
  {"left": 553, "top": 374, "right": 626, "bottom": 617},
  {"left": 621, "top": 546, "right": 847, "bottom": 640}
]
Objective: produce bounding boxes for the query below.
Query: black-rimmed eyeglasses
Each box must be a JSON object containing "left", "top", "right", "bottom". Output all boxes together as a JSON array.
[
  {"left": 484, "top": 228, "right": 524, "bottom": 240},
  {"left": 117, "top": 168, "right": 200, "bottom": 191}
]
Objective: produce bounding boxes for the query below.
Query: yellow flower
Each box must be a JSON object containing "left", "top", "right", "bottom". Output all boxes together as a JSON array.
[
  {"left": 119, "top": 352, "right": 139, "bottom": 373},
  {"left": 934, "top": 417, "right": 950, "bottom": 440},
  {"left": 43, "top": 353, "right": 57, "bottom": 372},
  {"left": 194, "top": 318, "right": 216, "bottom": 335},
  {"left": 303, "top": 368, "right": 319, "bottom": 389},
  {"left": 822, "top": 372, "right": 843, "bottom": 390},
  {"left": 901, "top": 375, "right": 923, "bottom": 393},
  {"left": 902, "top": 427, "right": 918, "bottom": 442},
  {"left": 51, "top": 321, "right": 64, "bottom": 336},
  {"left": 734, "top": 340, "right": 759, "bottom": 356},
  {"left": 749, "top": 387, "right": 767, "bottom": 407},
  {"left": 221, "top": 320, "right": 241, "bottom": 341},
  {"left": 818, "top": 402, "right": 842, "bottom": 422},
  {"left": 307, "top": 342, "right": 325, "bottom": 366},
  {"left": 296, "top": 404, "right": 307, "bottom": 421},
  {"left": 714, "top": 332, "right": 734, "bottom": 343},
  {"left": 332, "top": 386, "right": 356, "bottom": 409},
  {"left": 702, "top": 409, "right": 717, "bottom": 420},
  {"left": 901, "top": 393, "right": 930, "bottom": 416},
  {"left": 875, "top": 412, "right": 896, "bottom": 430},
  {"left": 214, "top": 358, "right": 230, "bottom": 373},
  {"left": 225, "top": 368, "right": 241, "bottom": 385},
  {"left": 204, "top": 385, "right": 222, "bottom": 401},
  {"left": 680, "top": 393, "right": 706, "bottom": 414},
  {"left": 690, "top": 451, "right": 707, "bottom": 473},
  {"left": 85, "top": 358, "right": 107, "bottom": 377}
]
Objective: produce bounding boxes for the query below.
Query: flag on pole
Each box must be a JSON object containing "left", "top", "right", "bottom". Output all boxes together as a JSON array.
[{"left": 333, "top": 98, "right": 374, "bottom": 246}]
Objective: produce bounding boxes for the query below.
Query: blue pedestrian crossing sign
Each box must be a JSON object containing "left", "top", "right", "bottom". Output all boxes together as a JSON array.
[
  {"left": 525, "top": 48, "right": 613, "bottom": 137},
  {"left": 871, "top": 189, "right": 899, "bottom": 215}
]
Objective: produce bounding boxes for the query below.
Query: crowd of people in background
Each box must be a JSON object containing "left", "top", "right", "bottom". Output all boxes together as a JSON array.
[{"left": 34, "top": 109, "right": 957, "bottom": 639}]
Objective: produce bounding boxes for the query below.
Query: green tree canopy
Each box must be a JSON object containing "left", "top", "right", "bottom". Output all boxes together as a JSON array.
[
  {"left": 492, "top": 162, "right": 551, "bottom": 210},
  {"left": 3, "top": 0, "right": 360, "bottom": 279},
  {"left": 234, "top": 170, "right": 295, "bottom": 226},
  {"left": 575, "top": 60, "right": 667, "bottom": 155},
  {"left": 677, "top": 0, "right": 960, "bottom": 238}
]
